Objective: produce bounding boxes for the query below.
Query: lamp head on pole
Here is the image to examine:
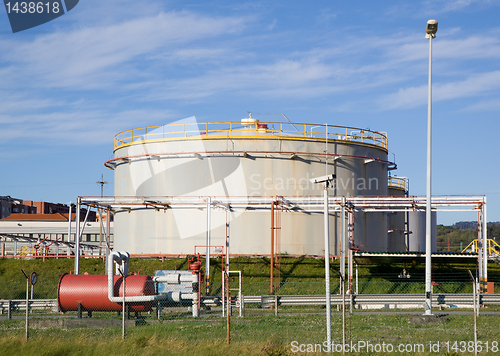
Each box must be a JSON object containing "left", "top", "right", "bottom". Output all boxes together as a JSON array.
[{"left": 425, "top": 19, "right": 438, "bottom": 38}]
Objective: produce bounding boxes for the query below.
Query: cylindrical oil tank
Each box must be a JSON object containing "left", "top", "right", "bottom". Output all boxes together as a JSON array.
[
  {"left": 109, "top": 120, "right": 394, "bottom": 255},
  {"left": 58, "top": 274, "right": 155, "bottom": 312},
  {"left": 408, "top": 211, "right": 437, "bottom": 252},
  {"left": 387, "top": 176, "right": 408, "bottom": 252}
]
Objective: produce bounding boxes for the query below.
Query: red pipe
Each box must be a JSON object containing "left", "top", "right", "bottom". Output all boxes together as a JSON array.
[{"left": 57, "top": 274, "right": 154, "bottom": 312}]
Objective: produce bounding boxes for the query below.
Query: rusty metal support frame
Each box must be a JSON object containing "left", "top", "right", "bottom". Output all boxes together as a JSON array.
[
  {"left": 77, "top": 194, "right": 489, "bottom": 287},
  {"left": 270, "top": 199, "right": 282, "bottom": 295}
]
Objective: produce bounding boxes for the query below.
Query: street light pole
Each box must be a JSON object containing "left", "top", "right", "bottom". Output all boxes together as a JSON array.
[
  {"left": 310, "top": 173, "right": 335, "bottom": 350},
  {"left": 424, "top": 19, "right": 437, "bottom": 316}
]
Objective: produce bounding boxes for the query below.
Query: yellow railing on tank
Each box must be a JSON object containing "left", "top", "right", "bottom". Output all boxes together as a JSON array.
[
  {"left": 388, "top": 176, "right": 408, "bottom": 192},
  {"left": 114, "top": 122, "right": 388, "bottom": 151}
]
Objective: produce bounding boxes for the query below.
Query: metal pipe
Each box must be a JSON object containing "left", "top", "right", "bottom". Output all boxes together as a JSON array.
[
  {"left": 25, "top": 275, "right": 29, "bottom": 340},
  {"left": 324, "top": 184, "right": 331, "bottom": 350},
  {"left": 75, "top": 199, "right": 81, "bottom": 275},
  {"left": 107, "top": 251, "right": 196, "bottom": 304},
  {"left": 68, "top": 202, "right": 72, "bottom": 244},
  {"left": 355, "top": 264, "right": 358, "bottom": 295},
  {"left": 152, "top": 274, "right": 197, "bottom": 284},
  {"left": 105, "top": 150, "right": 396, "bottom": 170},
  {"left": 424, "top": 29, "right": 433, "bottom": 316},
  {"left": 483, "top": 198, "right": 488, "bottom": 284},
  {"left": 270, "top": 201, "right": 274, "bottom": 295},
  {"left": 340, "top": 197, "right": 346, "bottom": 280},
  {"left": 122, "top": 272, "right": 125, "bottom": 340},
  {"left": 106, "top": 207, "right": 111, "bottom": 257},
  {"left": 206, "top": 197, "right": 211, "bottom": 294}
]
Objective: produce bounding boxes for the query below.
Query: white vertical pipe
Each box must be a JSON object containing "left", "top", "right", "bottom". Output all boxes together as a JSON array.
[
  {"left": 355, "top": 263, "right": 358, "bottom": 295},
  {"left": 25, "top": 275, "right": 29, "bottom": 341},
  {"left": 122, "top": 274, "right": 126, "bottom": 340},
  {"left": 106, "top": 207, "right": 111, "bottom": 257},
  {"left": 325, "top": 123, "right": 328, "bottom": 176},
  {"left": 75, "top": 199, "right": 81, "bottom": 275},
  {"left": 424, "top": 32, "right": 433, "bottom": 315},
  {"left": 68, "top": 202, "right": 72, "bottom": 243},
  {"left": 225, "top": 211, "right": 230, "bottom": 275},
  {"left": 340, "top": 197, "right": 346, "bottom": 279},
  {"left": 340, "top": 196, "right": 346, "bottom": 347},
  {"left": 239, "top": 271, "right": 242, "bottom": 317},
  {"left": 223, "top": 210, "right": 230, "bottom": 317},
  {"left": 323, "top": 184, "right": 331, "bottom": 350},
  {"left": 478, "top": 213, "right": 483, "bottom": 292},
  {"left": 483, "top": 198, "right": 488, "bottom": 283},
  {"left": 348, "top": 211, "right": 353, "bottom": 295},
  {"left": 206, "top": 197, "right": 211, "bottom": 282}
]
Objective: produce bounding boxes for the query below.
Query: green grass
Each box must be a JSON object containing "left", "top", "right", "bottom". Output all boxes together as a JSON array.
[
  {"left": 1, "top": 313, "right": 499, "bottom": 355},
  {"left": 2, "top": 256, "right": 500, "bottom": 299},
  {"left": 2, "top": 257, "right": 500, "bottom": 355}
]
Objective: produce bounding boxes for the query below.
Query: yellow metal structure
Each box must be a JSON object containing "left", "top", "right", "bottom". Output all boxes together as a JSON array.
[
  {"left": 16, "top": 246, "right": 35, "bottom": 256},
  {"left": 114, "top": 121, "right": 388, "bottom": 151},
  {"left": 461, "top": 239, "right": 500, "bottom": 257}
]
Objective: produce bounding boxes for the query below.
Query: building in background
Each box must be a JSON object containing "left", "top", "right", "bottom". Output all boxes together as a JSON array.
[
  {"left": 0, "top": 197, "right": 96, "bottom": 221},
  {"left": 0, "top": 198, "right": 105, "bottom": 257},
  {"left": 0, "top": 196, "right": 36, "bottom": 219}
]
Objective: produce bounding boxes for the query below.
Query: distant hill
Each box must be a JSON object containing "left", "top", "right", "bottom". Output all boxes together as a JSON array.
[
  {"left": 451, "top": 221, "right": 478, "bottom": 230},
  {"left": 450, "top": 221, "right": 500, "bottom": 230}
]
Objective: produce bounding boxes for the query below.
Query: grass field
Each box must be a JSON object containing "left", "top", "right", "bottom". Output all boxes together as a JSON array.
[
  {"left": 1, "top": 256, "right": 500, "bottom": 355},
  {"left": 1, "top": 255, "right": 499, "bottom": 299},
  {"left": 1, "top": 312, "right": 499, "bottom": 355}
]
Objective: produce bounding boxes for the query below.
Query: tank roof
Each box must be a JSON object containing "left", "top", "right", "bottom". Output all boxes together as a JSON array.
[{"left": 113, "top": 121, "right": 388, "bottom": 152}]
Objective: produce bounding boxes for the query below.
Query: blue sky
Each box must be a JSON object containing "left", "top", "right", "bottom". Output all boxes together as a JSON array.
[{"left": 0, "top": 0, "right": 499, "bottom": 226}]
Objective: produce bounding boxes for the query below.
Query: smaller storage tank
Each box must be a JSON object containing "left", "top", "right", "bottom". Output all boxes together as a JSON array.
[
  {"left": 387, "top": 176, "right": 408, "bottom": 252},
  {"left": 408, "top": 211, "right": 437, "bottom": 253},
  {"left": 58, "top": 274, "right": 155, "bottom": 313}
]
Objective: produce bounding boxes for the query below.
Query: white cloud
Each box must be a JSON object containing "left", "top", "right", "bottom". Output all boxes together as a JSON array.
[
  {"left": 0, "top": 108, "right": 175, "bottom": 144},
  {"left": 463, "top": 99, "right": 500, "bottom": 111},
  {"left": 0, "top": 11, "right": 246, "bottom": 90},
  {"left": 421, "top": 0, "right": 497, "bottom": 15},
  {"left": 436, "top": 71, "right": 500, "bottom": 100},
  {"left": 379, "top": 70, "right": 500, "bottom": 109}
]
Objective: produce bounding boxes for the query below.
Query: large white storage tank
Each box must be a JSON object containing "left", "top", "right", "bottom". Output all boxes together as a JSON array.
[{"left": 107, "top": 118, "right": 394, "bottom": 256}]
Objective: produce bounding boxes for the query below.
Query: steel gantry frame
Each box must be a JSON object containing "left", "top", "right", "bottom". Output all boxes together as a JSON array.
[{"left": 75, "top": 194, "right": 488, "bottom": 304}]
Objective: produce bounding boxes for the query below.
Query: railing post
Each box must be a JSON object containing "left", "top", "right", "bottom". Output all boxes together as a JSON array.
[
  {"left": 8, "top": 300, "right": 11, "bottom": 320},
  {"left": 274, "top": 295, "right": 278, "bottom": 317}
]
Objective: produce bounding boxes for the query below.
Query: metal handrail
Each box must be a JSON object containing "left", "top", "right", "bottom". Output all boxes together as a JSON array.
[
  {"left": 256, "top": 293, "right": 500, "bottom": 307},
  {"left": 462, "top": 239, "right": 500, "bottom": 256},
  {"left": 388, "top": 176, "right": 408, "bottom": 192},
  {"left": 113, "top": 122, "right": 388, "bottom": 151}
]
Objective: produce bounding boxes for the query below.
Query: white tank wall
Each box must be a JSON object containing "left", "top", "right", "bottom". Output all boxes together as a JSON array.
[{"left": 113, "top": 135, "right": 389, "bottom": 255}]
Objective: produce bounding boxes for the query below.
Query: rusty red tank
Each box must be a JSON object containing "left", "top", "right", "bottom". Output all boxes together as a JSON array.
[{"left": 57, "top": 274, "right": 155, "bottom": 312}]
